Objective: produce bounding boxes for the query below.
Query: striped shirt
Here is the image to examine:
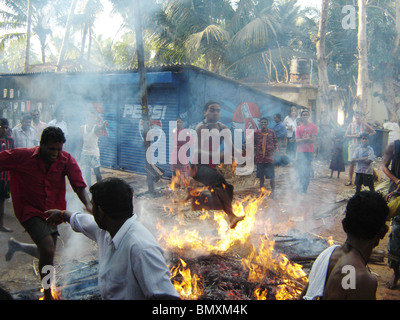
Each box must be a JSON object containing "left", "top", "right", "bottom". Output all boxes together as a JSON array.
[{"left": 0, "top": 136, "right": 14, "bottom": 181}]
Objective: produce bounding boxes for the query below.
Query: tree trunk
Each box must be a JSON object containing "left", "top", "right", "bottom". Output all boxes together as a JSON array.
[
  {"left": 356, "top": 0, "right": 369, "bottom": 114},
  {"left": 57, "top": 0, "right": 78, "bottom": 71},
  {"left": 392, "top": 0, "right": 400, "bottom": 56},
  {"left": 24, "top": 0, "right": 32, "bottom": 73},
  {"left": 80, "top": 23, "right": 89, "bottom": 61},
  {"left": 316, "top": 0, "right": 330, "bottom": 123},
  {"left": 134, "top": 0, "right": 154, "bottom": 194},
  {"left": 381, "top": 0, "right": 400, "bottom": 122},
  {"left": 87, "top": 27, "right": 92, "bottom": 61}
]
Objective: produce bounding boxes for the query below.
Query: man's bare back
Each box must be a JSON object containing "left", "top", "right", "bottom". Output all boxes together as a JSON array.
[{"left": 323, "top": 244, "right": 377, "bottom": 300}]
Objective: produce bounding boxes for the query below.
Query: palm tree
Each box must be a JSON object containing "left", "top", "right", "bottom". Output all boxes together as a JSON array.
[
  {"left": 225, "top": 0, "right": 317, "bottom": 81},
  {"left": 0, "top": 0, "right": 28, "bottom": 54},
  {"left": 1, "top": 0, "right": 68, "bottom": 66}
]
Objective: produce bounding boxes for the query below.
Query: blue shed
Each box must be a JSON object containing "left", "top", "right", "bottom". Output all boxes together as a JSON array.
[{"left": 0, "top": 65, "right": 301, "bottom": 176}]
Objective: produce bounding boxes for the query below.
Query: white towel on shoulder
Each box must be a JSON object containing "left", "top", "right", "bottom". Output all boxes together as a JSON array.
[{"left": 303, "top": 245, "right": 340, "bottom": 300}]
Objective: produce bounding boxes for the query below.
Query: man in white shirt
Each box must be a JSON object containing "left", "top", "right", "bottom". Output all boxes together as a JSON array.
[
  {"left": 31, "top": 109, "right": 47, "bottom": 142},
  {"left": 47, "top": 108, "right": 68, "bottom": 137},
  {"left": 12, "top": 112, "right": 38, "bottom": 148},
  {"left": 46, "top": 177, "right": 180, "bottom": 300},
  {"left": 78, "top": 110, "right": 108, "bottom": 186}
]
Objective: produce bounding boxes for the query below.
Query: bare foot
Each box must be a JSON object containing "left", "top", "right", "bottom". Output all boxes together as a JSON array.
[
  {"left": 0, "top": 226, "right": 12, "bottom": 233},
  {"left": 5, "top": 237, "right": 19, "bottom": 262},
  {"left": 229, "top": 215, "right": 244, "bottom": 229},
  {"left": 386, "top": 275, "right": 399, "bottom": 289}
]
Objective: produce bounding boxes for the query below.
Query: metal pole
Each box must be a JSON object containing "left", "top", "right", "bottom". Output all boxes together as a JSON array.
[{"left": 134, "top": 0, "right": 155, "bottom": 194}]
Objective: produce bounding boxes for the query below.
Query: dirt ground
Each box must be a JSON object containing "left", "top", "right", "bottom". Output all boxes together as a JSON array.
[{"left": 0, "top": 158, "right": 399, "bottom": 300}]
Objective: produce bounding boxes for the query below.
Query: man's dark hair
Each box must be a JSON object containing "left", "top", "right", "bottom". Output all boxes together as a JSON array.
[
  {"left": 40, "top": 126, "right": 66, "bottom": 145},
  {"left": 0, "top": 118, "right": 9, "bottom": 126},
  {"left": 301, "top": 110, "right": 310, "bottom": 116},
  {"left": 360, "top": 133, "right": 369, "bottom": 140},
  {"left": 21, "top": 112, "right": 32, "bottom": 121},
  {"left": 90, "top": 177, "right": 134, "bottom": 220},
  {"left": 260, "top": 117, "right": 268, "bottom": 122},
  {"left": 203, "top": 100, "right": 220, "bottom": 112},
  {"left": 343, "top": 191, "right": 388, "bottom": 239},
  {"left": 274, "top": 113, "right": 282, "bottom": 121}
]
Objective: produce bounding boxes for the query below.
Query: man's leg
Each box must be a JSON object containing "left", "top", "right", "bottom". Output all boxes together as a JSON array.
[
  {"left": 346, "top": 162, "right": 355, "bottom": 186},
  {"left": 6, "top": 237, "right": 39, "bottom": 261},
  {"left": 37, "top": 234, "right": 57, "bottom": 300},
  {"left": 93, "top": 166, "right": 102, "bottom": 183},
  {"left": 303, "top": 153, "right": 313, "bottom": 192},
  {"left": 214, "top": 183, "right": 244, "bottom": 229},
  {"left": 387, "top": 263, "right": 400, "bottom": 289},
  {"left": 270, "top": 179, "right": 275, "bottom": 198},
  {"left": 297, "top": 153, "right": 310, "bottom": 193},
  {"left": 259, "top": 176, "right": 265, "bottom": 189},
  {"left": 0, "top": 198, "right": 12, "bottom": 232}
]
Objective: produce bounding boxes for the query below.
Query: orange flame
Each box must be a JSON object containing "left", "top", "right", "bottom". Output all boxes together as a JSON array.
[
  {"left": 170, "top": 258, "right": 203, "bottom": 300},
  {"left": 241, "top": 234, "right": 307, "bottom": 300},
  {"left": 254, "top": 288, "right": 268, "bottom": 300},
  {"left": 163, "top": 170, "right": 310, "bottom": 300},
  {"left": 158, "top": 188, "right": 268, "bottom": 254},
  {"left": 39, "top": 283, "right": 63, "bottom": 300}
]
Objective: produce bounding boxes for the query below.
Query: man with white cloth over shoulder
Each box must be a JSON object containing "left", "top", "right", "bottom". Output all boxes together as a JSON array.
[
  {"left": 47, "top": 177, "right": 180, "bottom": 300},
  {"left": 299, "top": 191, "right": 389, "bottom": 300}
]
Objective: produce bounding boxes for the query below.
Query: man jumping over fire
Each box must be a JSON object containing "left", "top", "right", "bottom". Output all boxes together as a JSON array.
[
  {"left": 190, "top": 100, "right": 244, "bottom": 229},
  {"left": 2, "top": 127, "right": 91, "bottom": 300}
]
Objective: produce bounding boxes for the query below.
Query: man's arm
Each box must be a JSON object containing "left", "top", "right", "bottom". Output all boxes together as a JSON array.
[
  {"left": 46, "top": 209, "right": 99, "bottom": 242},
  {"left": 365, "top": 123, "right": 376, "bottom": 136},
  {"left": 382, "top": 142, "right": 400, "bottom": 186},
  {"left": 75, "top": 187, "right": 92, "bottom": 213},
  {"left": 46, "top": 209, "right": 73, "bottom": 225},
  {"left": 344, "top": 123, "right": 356, "bottom": 139},
  {"left": 94, "top": 121, "right": 109, "bottom": 136}
]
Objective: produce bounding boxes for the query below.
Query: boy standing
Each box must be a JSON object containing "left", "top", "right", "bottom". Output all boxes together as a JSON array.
[
  {"left": 295, "top": 110, "right": 318, "bottom": 193},
  {"left": 352, "top": 133, "right": 375, "bottom": 193},
  {"left": 254, "top": 117, "right": 278, "bottom": 197}
]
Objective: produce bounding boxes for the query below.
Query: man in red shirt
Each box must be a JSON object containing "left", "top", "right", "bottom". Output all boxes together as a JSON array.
[
  {"left": 295, "top": 110, "right": 318, "bottom": 194},
  {"left": 2, "top": 126, "right": 91, "bottom": 300}
]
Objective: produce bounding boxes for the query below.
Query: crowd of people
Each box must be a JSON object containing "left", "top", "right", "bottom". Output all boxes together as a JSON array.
[{"left": 0, "top": 100, "right": 399, "bottom": 301}]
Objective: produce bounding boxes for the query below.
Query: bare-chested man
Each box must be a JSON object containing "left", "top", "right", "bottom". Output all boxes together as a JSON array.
[
  {"left": 191, "top": 100, "right": 243, "bottom": 229},
  {"left": 300, "top": 191, "right": 389, "bottom": 300}
]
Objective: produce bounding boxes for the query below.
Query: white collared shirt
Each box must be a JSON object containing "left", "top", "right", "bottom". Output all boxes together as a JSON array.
[
  {"left": 47, "top": 119, "right": 68, "bottom": 136},
  {"left": 70, "top": 212, "right": 180, "bottom": 300},
  {"left": 12, "top": 126, "right": 38, "bottom": 148}
]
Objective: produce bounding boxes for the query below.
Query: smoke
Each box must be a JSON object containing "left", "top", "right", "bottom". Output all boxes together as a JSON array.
[{"left": 56, "top": 185, "right": 97, "bottom": 271}]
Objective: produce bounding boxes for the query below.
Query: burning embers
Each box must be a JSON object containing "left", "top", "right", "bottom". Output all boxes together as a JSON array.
[{"left": 159, "top": 169, "right": 322, "bottom": 300}]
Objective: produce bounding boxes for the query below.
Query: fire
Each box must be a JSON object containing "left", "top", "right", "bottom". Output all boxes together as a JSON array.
[
  {"left": 241, "top": 234, "right": 307, "bottom": 300},
  {"left": 254, "top": 288, "right": 268, "bottom": 300},
  {"left": 164, "top": 171, "right": 309, "bottom": 300},
  {"left": 39, "top": 284, "right": 63, "bottom": 300},
  {"left": 158, "top": 188, "right": 269, "bottom": 254},
  {"left": 170, "top": 258, "right": 203, "bottom": 300},
  {"left": 169, "top": 169, "right": 191, "bottom": 191}
]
